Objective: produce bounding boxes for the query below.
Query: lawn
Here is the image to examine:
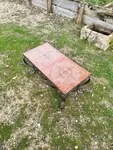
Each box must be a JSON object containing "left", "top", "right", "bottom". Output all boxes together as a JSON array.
[
  {"left": 87, "top": 0, "right": 113, "bottom": 5},
  {"left": 0, "top": 1, "right": 113, "bottom": 150}
]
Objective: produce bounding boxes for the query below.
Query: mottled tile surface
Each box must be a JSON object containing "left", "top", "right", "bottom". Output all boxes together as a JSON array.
[{"left": 24, "top": 43, "right": 91, "bottom": 94}]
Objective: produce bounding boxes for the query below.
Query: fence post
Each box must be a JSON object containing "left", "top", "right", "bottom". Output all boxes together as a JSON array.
[
  {"left": 76, "top": 3, "right": 85, "bottom": 24},
  {"left": 47, "top": 0, "right": 53, "bottom": 13}
]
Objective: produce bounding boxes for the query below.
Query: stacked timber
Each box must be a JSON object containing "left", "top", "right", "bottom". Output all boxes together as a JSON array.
[
  {"left": 31, "top": 0, "right": 113, "bottom": 29},
  {"left": 32, "top": 0, "right": 79, "bottom": 18}
]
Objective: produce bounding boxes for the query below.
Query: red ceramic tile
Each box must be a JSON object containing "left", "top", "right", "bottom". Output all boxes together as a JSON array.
[
  {"left": 33, "top": 56, "right": 53, "bottom": 70},
  {"left": 38, "top": 43, "right": 56, "bottom": 54},
  {"left": 54, "top": 77, "right": 76, "bottom": 94},
  {"left": 44, "top": 51, "right": 63, "bottom": 64},
  {"left": 24, "top": 43, "right": 91, "bottom": 94},
  {"left": 24, "top": 47, "right": 43, "bottom": 60},
  {"left": 42, "top": 65, "right": 61, "bottom": 81},
  {"left": 53, "top": 66, "right": 90, "bottom": 94},
  {"left": 56, "top": 57, "right": 75, "bottom": 68}
]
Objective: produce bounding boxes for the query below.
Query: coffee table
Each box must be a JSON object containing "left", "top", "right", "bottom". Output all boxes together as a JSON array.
[{"left": 23, "top": 43, "right": 91, "bottom": 108}]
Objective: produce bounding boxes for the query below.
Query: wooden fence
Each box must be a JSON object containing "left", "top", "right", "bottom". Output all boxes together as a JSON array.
[{"left": 32, "top": 0, "right": 113, "bottom": 30}]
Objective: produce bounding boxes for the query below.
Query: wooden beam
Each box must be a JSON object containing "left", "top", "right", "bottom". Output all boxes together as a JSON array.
[
  {"left": 53, "top": 0, "right": 79, "bottom": 12},
  {"left": 97, "top": 9, "right": 113, "bottom": 18},
  {"left": 104, "top": 2, "right": 113, "bottom": 8},
  {"left": 76, "top": 3, "right": 85, "bottom": 24},
  {"left": 47, "top": 0, "right": 53, "bottom": 13},
  {"left": 28, "top": 0, "right": 32, "bottom": 5},
  {"left": 83, "top": 15, "right": 113, "bottom": 30},
  {"left": 32, "top": 0, "right": 47, "bottom": 10},
  {"left": 53, "top": 5, "right": 77, "bottom": 19}
]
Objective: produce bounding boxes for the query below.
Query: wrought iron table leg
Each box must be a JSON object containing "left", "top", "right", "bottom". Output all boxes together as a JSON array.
[
  {"left": 48, "top": 82, "right": 56, "bottom": 88},
  {"left": 40, "top": 73, "right": 56, "bottom": 88},
  {"left": 77, "top": 77, "right": 90, "bottom": 94},
  {"left": 28, "top": 67, "right": 36, "bottom": 75},
  {"left": 81, "top": 77, "right": 90, "bottom": 86},
  {"left": 23, "top": 57, "right": 37, "bottom": 74},
  {"left": 23, "top": 57, "right": 33, "bottom": 67}
]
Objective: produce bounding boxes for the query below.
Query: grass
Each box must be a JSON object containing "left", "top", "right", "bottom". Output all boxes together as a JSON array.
[
  {"left": 0, "top": 124, "right": 14, "bottom": 142},
  {"left": 0, "top": 107, "right": 27, "bottom": 145},
  {"left": 86, "top": 0, "right": 113, "bottom": 5},
  {"left": 0, "top": 22, "right": 113, "bottom": 150},
  {"left": 12, "top": 136, "right": 29, "bottom": 150}
]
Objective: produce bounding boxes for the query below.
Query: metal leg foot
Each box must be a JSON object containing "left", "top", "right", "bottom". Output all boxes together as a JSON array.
[
  {"left": 28, "top": 68, "right": 36, "bottom": 75},
  {"left": 77, "top": 86, "right": 84, "bottom": 94},
  {"left": 77, "top": 77, "right": 90, "bottom": 94}
]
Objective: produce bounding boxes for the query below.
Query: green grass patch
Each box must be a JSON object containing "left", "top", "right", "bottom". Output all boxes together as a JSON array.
[
  {"left": 0, "top": 22, "right": 113, "bottom": 149},
  {"left": 86, "top": 0, "right": 112, "bottom": 5},
  {"left": 13, "top": 136, "right": 29, "bottom": 150},
  {"left": 0, "top": 107, "right": 26, "bottom": 143},
  {"left": 0, "top": 124, "right": 14, "bottom": 142}
]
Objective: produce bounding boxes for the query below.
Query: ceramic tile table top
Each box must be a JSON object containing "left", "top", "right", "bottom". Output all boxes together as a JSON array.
[{"left": 23, "top": 43, "right": 91, "bottom": 95}]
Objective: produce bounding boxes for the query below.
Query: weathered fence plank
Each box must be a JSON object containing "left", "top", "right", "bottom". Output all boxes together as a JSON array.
[
  {"left": 83, "top": 15, "right": 113, "bottom": 30},
  {"left": 32, "top": 0, "right": 77, "bottom": 18},
  {"left": 53, "top": 5, "right": 77, "bottom": 18},
  {"left": 53, "top": 0, "right": 79, "bottom": 12},
  {"left": 32, "top": 0, "right": 47, "bottom": 10},
  {"left": 32, "top": 0, "right": 79, "bottom": 13}
]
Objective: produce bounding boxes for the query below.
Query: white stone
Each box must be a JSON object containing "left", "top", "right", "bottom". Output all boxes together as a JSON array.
[
  {"left": 6, "top": 65, "right": 9, "bottom": 68},
  {"left": 103, "top": 86, "right": 106, "bottom": 90},
  {"left": 75, "top": 146, "right": 78, "bottom": 149},
  {"left": 38, "top": 123, "right": 41, "bottom": 127}
]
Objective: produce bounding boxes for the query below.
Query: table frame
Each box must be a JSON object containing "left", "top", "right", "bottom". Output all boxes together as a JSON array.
[{"left": 23, "top": 54, "right": 91, "bottom": 109}]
